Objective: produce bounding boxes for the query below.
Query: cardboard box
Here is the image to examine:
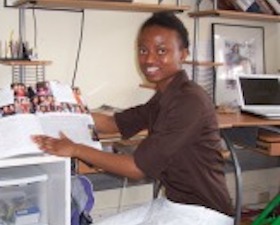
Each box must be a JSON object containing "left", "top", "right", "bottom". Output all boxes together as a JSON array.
[
  {"left": 256, "top": 140, "right": 280, "bottom": 156},
  {"left": 256, "top": 129, "right": 280, "bottom": 156}
]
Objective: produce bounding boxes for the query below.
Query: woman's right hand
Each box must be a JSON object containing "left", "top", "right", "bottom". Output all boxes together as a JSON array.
[{"left": 31, "top": 132, "right": 78, "bottom": 157}]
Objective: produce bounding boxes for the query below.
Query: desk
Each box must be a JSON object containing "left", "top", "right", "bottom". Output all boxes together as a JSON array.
[
  {"left": 217, "top": 112, "right": 280, "bottom": 129},
  {"left": 217, "top": 112, "right": 280, "bottom": 225}
]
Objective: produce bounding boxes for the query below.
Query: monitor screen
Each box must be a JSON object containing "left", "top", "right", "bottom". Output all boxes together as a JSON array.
[{"left": 240, "top": 77, "right": 280, "bottom": 105}]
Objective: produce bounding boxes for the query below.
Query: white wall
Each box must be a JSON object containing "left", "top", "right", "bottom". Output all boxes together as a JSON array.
[{"left": 0, "top": 1, "right": 279, "bottom": 109}]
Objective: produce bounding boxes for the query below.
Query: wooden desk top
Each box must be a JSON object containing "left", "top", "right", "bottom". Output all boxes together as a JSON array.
[
  {"left": 98, "top": 112, "right": 280, "bottom": 141},
  {"left": 217, "top": 112, "right": 280, "bottom": 129},
  {"left": 83, "top": 111, "right": 280, "bottom": 174}
]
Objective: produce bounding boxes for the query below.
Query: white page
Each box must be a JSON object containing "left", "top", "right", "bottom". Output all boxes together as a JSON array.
[
  {"left": 37, "top": 112, "right": 102, "bottom": 150},
  {"left": 0, "top": 114, "right": 44, "bottom": 159},
  {"left": 0, "top": 88, "right": 14, "bottom": 107},
  {"left": 49, "top": 81, "right": 76, "bottom": 104}
]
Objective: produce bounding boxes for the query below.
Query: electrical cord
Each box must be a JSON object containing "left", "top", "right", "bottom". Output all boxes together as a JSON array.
[
  {"left": 72, "top": 9, "right": 85, "bottom": 88},
  {"left": 32, "top": 7, "right": 38, "bottom": 58},
  {"left": 117, "top": 176, "right": 128, "bottom": 213}
]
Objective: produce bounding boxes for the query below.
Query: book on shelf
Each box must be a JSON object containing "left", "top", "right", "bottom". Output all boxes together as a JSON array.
[
  {"left": 0, "top": 81, "right": 102, "bottom": 159},
  {"left": 255, "top": 0, "right": 275, "bottom": 14},
  {"left": 212, "top": 0, "right": 241, "bottom": 10},
  {"left": 266, "top": 0, "right": 280, "bottom": 14},
  {"left": 230, "top": 0, "right": 263, "bottom": 13}
]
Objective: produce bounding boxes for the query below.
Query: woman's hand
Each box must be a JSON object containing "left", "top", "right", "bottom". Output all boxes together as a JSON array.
[{"left": 31, "top": 132, "right": 78, "bottom": 157}]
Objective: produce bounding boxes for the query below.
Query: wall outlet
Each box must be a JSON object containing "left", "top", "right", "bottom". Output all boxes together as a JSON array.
[{"left": 258, "top": 191, "right": 270, "bottom": 204}]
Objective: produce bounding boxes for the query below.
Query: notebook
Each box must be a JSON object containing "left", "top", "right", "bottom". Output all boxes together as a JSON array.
[{"left": 236, "top": 74, "right": 280, "bottom": 119}]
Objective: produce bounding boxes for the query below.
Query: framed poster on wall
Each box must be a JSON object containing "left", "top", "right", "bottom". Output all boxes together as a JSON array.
[
  {"left": 4, "top": 0, "right": 17, "bottom": 7},
  {"left": 212, "top": 23, "right": 265, "bottom": 106}
]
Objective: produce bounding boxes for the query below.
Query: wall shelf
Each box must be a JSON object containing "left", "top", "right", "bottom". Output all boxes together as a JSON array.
[
  {"left": 139, "top": 83, "right": 156, "bottom": 90},
  {"left": 189, "top": 10, "right": 280, "bottom": 23},
  {"left": 14, "top": 0, "right": 189, "bottom": 13},
  {"left": 0, "top": 60, "right": 52, "bottom": 66},
  {"left": 0, "top": 60, "right": 52, "bottom": 86},
  {"left": 184, "top": 60, "right": 223, "bottom": 67}
]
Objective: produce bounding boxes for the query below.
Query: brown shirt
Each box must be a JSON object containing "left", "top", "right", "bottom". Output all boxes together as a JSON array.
[{"left": 115, "top": 70, "right": 233, "bottom": 216}]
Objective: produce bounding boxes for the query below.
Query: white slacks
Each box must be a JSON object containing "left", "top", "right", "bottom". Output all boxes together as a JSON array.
[{"left": 94, "top": 197, "right": 234, "bottom": 225}]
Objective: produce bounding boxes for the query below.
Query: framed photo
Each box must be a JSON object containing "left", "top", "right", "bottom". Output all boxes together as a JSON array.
[
  {"left": 212, "top": 23, "right": 265, "bottom": 106},
  {"left": 4, "top": 0, "right": 17, "bottom": 7}
]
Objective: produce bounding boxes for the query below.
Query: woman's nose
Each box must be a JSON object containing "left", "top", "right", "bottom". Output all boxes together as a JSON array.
[{"left": 146, "top": 52, "right": 157, "bottom": 63}]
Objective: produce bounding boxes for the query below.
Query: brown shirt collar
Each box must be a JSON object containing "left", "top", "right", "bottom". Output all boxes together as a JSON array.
[{"left": 156, "top": 70, "right": 189, "bottom": 107}]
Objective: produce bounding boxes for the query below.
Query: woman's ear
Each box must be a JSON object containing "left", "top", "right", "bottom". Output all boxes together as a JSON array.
[{"left": 181, "top": 48, "right": 189, "bottom": 62}]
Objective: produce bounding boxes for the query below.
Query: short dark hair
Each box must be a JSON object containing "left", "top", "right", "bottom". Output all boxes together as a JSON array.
[{"left": 139, "top": 12, "right": 189, "bottom": 49}]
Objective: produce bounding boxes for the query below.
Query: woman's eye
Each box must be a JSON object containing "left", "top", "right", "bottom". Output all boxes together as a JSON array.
[
  {"left": 158, "top": 49, "right": 166, "bottom": 55},
  {"left": 139, "top": 48, "right": 147, "bottom": 55}
]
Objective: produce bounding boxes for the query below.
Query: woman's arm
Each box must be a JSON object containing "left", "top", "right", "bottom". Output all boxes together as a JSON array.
[
  {"left": 31, "top": 132, "right": 145, "bottom": 180},
  {"left": 92, "top": 112, "right": 119, "bottom": 134}
]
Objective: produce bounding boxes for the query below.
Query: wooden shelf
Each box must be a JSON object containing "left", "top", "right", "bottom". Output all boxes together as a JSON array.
[
  {"left": 139, "top": 83, "right": 156, "bottom": 90},
  {"left": 184, "top": 60, "right": 223, "bottom": 66},
  {"left": 189, "top": 10, "right": 280, "bottom": 23},
  {"left": 14, "top": 0, "right": 189, "bottom": 13},
  {"left": 99, "top": 130, "right": 148, "bottom": 142},
  {"left": 0, "top": 60, "right": 52, "bottom": 66}
]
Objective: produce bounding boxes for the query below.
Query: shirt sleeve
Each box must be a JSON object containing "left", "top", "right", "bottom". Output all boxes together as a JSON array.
[
  {"left": 114, "top": 104, "right": 149, "bottom": 139},
  {"left": 134, "top": 91, "right": 208, "bottom": 179},
  {"left": 114, "top": 93, "right": 160, "bottom": 139}
]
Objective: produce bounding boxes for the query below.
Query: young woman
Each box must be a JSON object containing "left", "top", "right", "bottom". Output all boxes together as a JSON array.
[{"left": 32, "top": 12, "right": 233, "bottom": 225}]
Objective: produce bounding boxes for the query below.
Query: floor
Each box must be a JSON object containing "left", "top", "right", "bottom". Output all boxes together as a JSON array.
[{"left": 241, "top": 221, "right": 252, "bottom": 225}]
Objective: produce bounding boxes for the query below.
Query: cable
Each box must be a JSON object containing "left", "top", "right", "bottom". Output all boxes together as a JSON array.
[
  {"left": 72, "top": 9, "right": 85, "bottom": 88},
  {"left": 117, "top": 176, "right": 128, "bottom": 213},
  {"left": 32, "top": 7, "right": 37, "bottom": 55}
]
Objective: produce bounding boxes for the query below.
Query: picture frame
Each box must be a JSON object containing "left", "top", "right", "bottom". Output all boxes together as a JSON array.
[
  {"left": 4, "top": 0, "right": 16, "bottom": 8},
  {"left": 211, "top": 23, "right": 265, "bottom": 106},
  {"left": 4, "top": 0, "right": 82, "bottom": 11}
]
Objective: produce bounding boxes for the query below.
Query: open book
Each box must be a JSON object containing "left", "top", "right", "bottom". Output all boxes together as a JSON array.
[
  {"left": 0, "top": 112, "right": 102, "bottom": 159},
  {"left": 0, "top": 80, "right": 102, "bottom": 159}
]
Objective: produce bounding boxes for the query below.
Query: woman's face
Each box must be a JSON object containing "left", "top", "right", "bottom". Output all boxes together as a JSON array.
[{"left": 138, "top": 25, "right": 188, "bottom": 90}]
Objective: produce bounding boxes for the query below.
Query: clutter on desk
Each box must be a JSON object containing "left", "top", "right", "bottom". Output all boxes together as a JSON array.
[
  {"left": 216, "top": 103, "right": 240, "bottom": 114},
  {"left": 91, "top": 104, "right": 123, "bottom": 116}
]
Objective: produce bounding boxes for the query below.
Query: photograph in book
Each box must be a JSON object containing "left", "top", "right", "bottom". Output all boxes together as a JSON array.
[{"left": 0, "top": 80, "right": 90, "bottom": 117}]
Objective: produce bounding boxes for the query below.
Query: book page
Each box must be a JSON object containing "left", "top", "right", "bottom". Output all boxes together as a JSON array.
[
  {"left": 0, "top": 88, "right": 14, "bottom": 107},
  {"left": 37, "top": 112, "right": 102, "bottom": 150},
  {"left": 49, "top": 81, "right": 76, "bottom": 104},
  {"left": 0, "top": 114, "right": 44, "bottom": 159}
]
